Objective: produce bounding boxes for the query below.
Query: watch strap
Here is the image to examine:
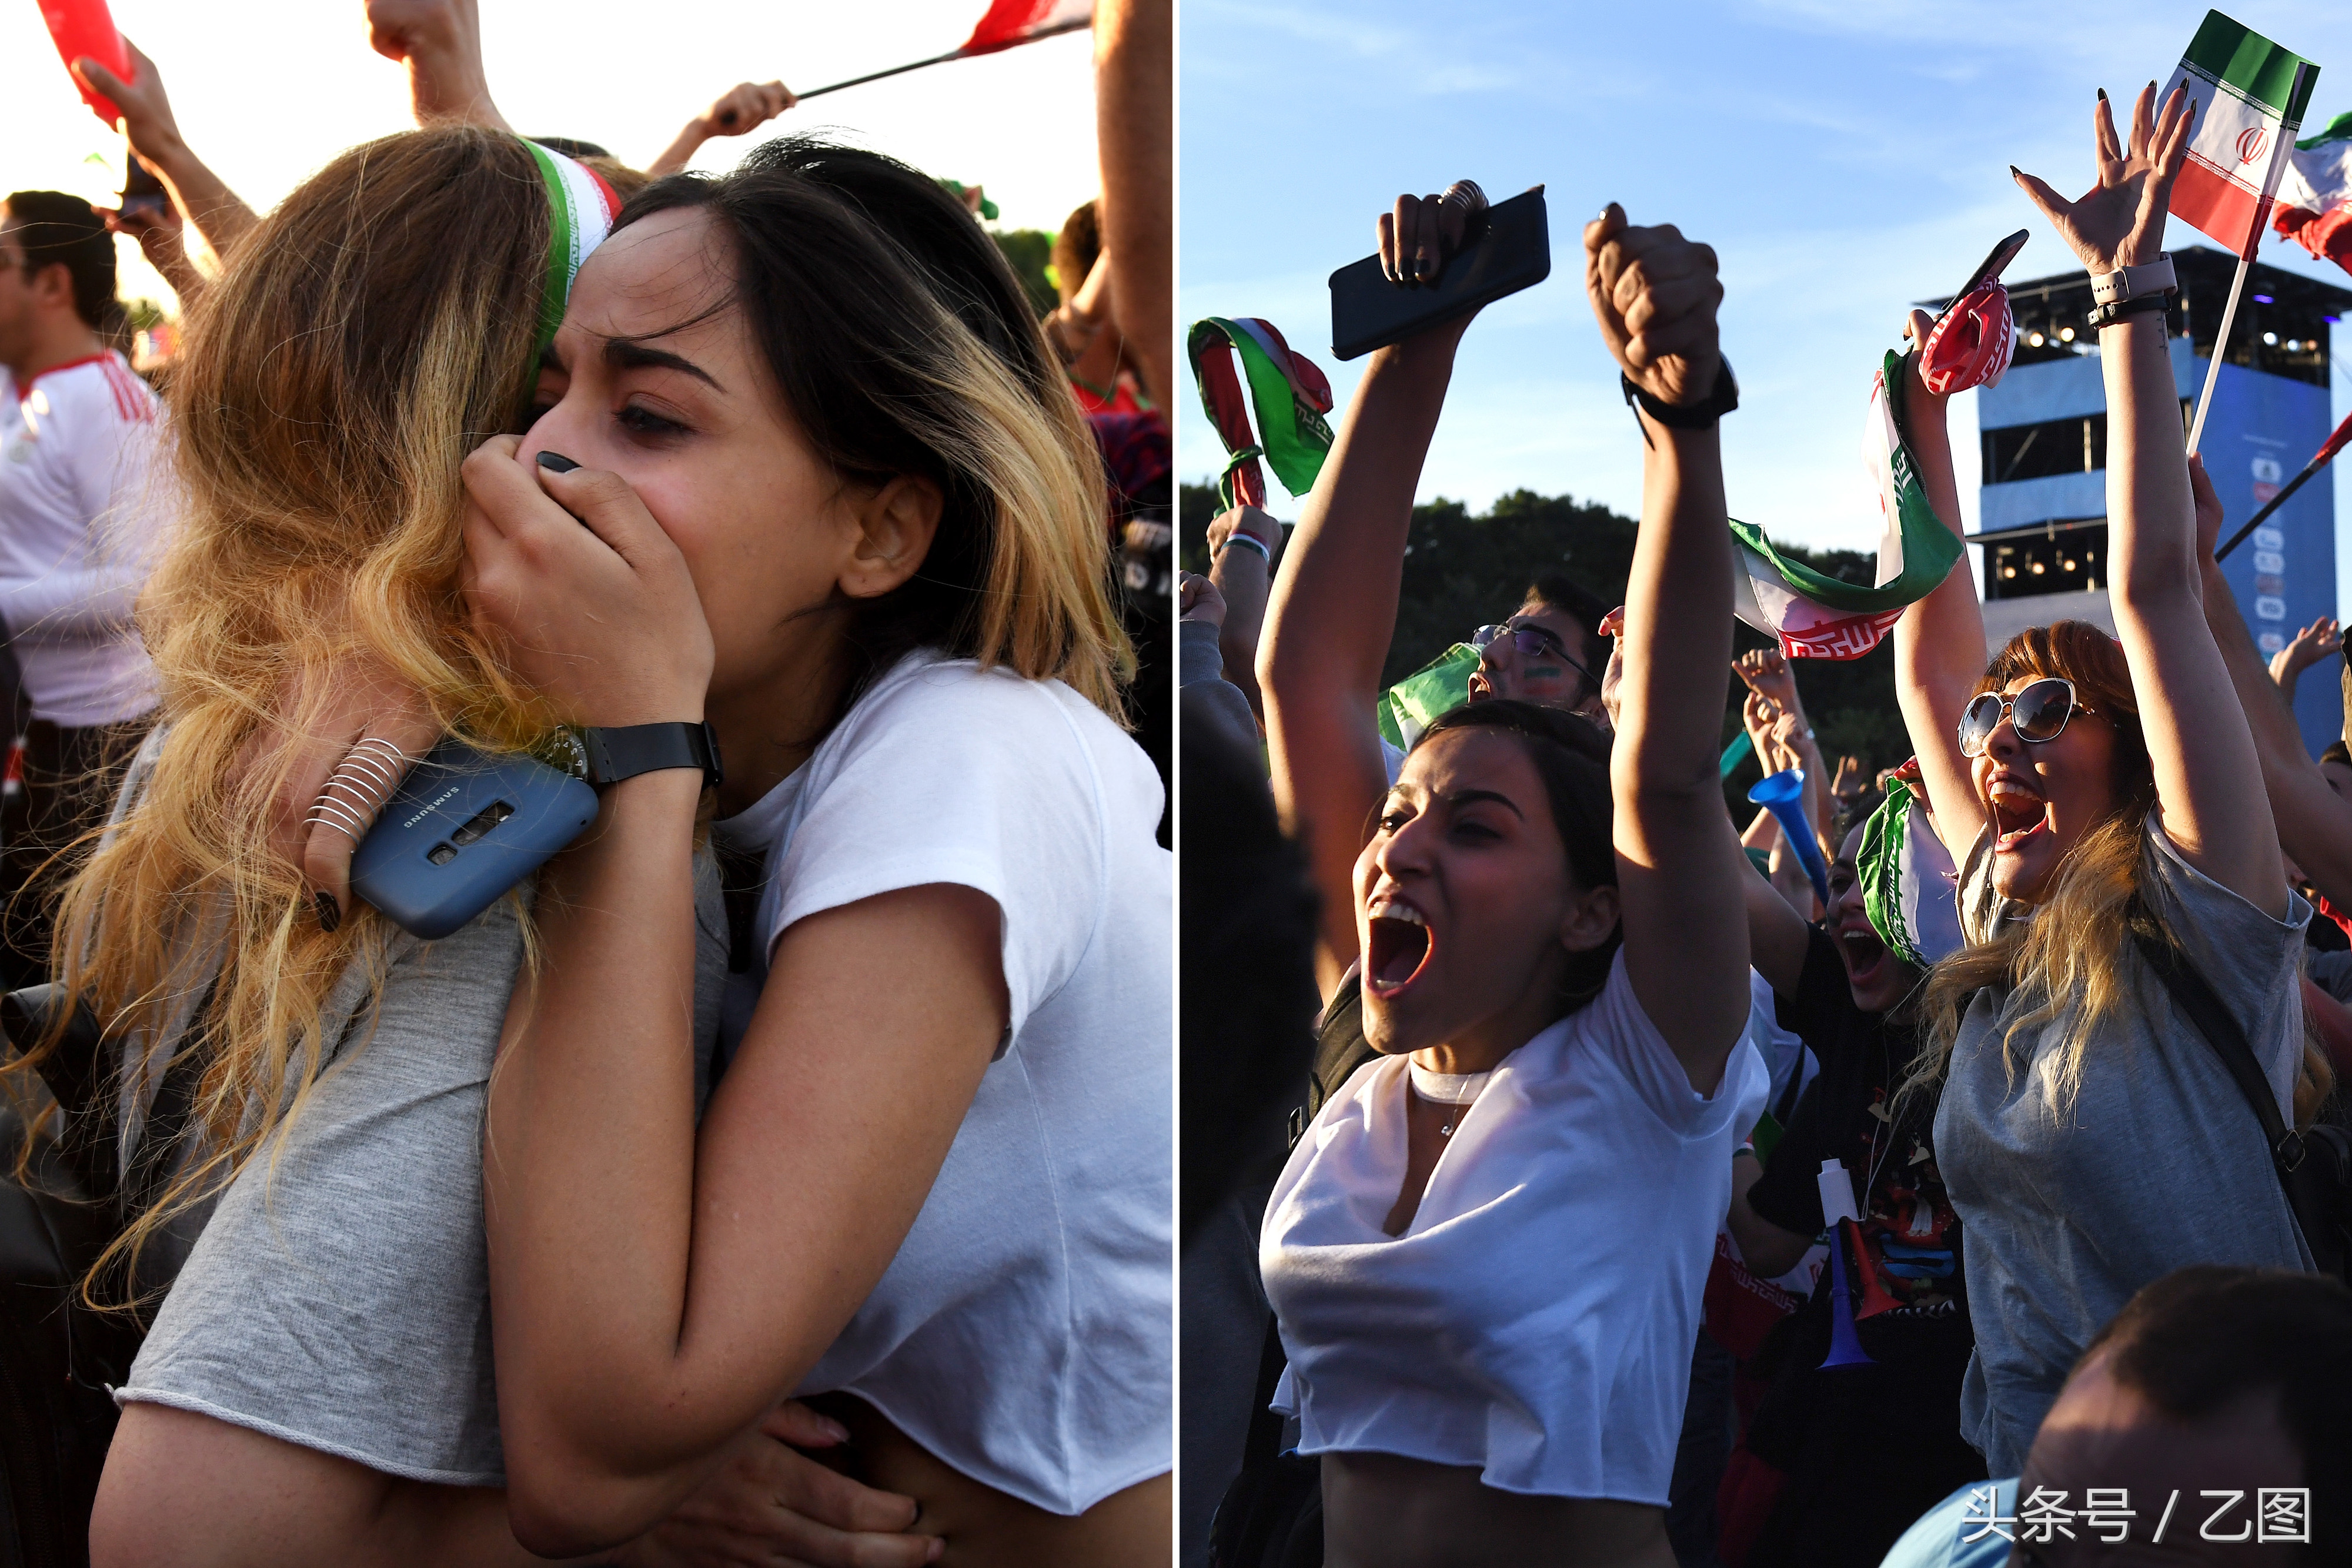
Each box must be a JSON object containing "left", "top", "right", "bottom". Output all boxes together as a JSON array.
[
  {"left": 2089, "top": 253, "right": 2177, "bottom": 306},
  {"left": 1622, "top": 356, "right": 1739, "bottom": 430},
  {"left": 577, "top": 721, "right": 723, "bottom": 790},
  {"left": 2085, "top": 293, "right": 2170, "bottom": 332}
]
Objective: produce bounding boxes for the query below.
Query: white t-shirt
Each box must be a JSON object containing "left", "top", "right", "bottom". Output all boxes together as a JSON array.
[
  {"left": 0, "top": 351, "right": 168, "bottom": 726},
  {"left": 1260, "top": 951, "right": 1766, "bottom": 1503},
  {"left": 711, "top": 651, "right": 1172, "bottom": 1515}
]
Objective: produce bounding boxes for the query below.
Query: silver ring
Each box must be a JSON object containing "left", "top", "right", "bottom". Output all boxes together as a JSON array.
[
  {"left": 303, "top": 737, "right": 419, "bottom": 845},
  {"left": 1441, "top": 179, "right": 1487, "bottom": 216}
]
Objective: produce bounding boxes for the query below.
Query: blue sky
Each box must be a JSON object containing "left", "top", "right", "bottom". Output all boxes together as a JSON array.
[{"left": 1180, "top": 0, "right": 2352, "bottom": 604}]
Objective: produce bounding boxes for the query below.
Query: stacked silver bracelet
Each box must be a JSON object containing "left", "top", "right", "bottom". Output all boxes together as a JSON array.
[{"left": 303, "top": 737, "right": 419, "bottom": 845}]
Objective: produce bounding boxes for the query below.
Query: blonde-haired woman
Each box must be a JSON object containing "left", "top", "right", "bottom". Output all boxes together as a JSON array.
[
  {"left": 1891, "top": 85, "right": 2324, "bottom": 1476},
  {"left": 51, "top": 126, "right": 953, "bottom": 1567},
  {"left": 443, "top": 139, "right": 1170, "bottom": 1565}
]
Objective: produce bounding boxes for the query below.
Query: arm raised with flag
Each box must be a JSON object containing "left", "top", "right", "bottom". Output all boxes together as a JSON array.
[{"left": 2016, "top": 82, "right": 2287, "bottom": 914}]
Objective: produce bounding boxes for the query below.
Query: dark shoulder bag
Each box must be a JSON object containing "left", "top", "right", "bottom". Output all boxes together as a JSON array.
[
  {"left": 1285, "top": 973, "right": 1375, "bottom": 1152},
  {"left": 1205, "top": 1316, "right": 1322, "bottom": 1568},
  {"left": 2129, "top": 915, "right": 2352, "bottom": 1281},
  {"left": 1212, "top": 979, "right": 1373, "bottom": 1568},
  {"left": 0, "top": 986, "right": 166, "bottom": 1568}
]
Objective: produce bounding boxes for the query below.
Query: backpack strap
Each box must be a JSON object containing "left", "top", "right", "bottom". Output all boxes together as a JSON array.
[
  {"left": 1289, "top": 971, "right": 1374, "bottom": 1150},
  {"left": 1239, "top": 1312, "right": 1291, "bottom": 1471},
  {"left": 2126, "top": 901, "right": 2307, "bottom": 1175}
]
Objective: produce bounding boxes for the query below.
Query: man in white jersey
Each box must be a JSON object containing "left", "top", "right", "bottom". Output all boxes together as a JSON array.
[{"left": 0, "top": 192, "right": 166, "bottom": 988}]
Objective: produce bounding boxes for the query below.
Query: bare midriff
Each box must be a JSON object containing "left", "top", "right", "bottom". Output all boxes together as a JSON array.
[
  {"left": 806, "top": 1392, "right": 1171, "bottom": 1568},
  {"left": 1321, "top": 1451, "right": 1673, "bottom": 1568}
]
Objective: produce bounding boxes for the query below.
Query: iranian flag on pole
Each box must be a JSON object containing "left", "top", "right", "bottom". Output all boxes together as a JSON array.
[
  {"left": 2275, "top": 110, "right": 2352, "bottom": 273},
  {"left": 2163, "top": 12, "right": 2320, "bottom": 259},
  {"left": 961, "top": 0, "right": 1093, "bottom": 54}
]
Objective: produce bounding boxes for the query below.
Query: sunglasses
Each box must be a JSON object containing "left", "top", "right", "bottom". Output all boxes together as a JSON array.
[
  {"left": 1469, "top": 622, "right": 1597, "bottom": 689},
  {"left": 1957, "top": 677, "right": 2096, "bottom": 758}
]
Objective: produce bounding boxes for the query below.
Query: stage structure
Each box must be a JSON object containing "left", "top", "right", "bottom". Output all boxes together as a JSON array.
[{"left": 1959, "top": 246, "right": 2352, "bottom": 756}]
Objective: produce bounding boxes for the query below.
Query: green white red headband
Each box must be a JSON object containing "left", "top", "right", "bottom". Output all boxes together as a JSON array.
[{"left": 521, "top": 140, "right": 622, "bottom": 356}]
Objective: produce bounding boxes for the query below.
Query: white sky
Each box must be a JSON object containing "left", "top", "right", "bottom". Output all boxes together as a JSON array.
[{"left": 0, "top": 1, "right": 1101, "bottom": 316}]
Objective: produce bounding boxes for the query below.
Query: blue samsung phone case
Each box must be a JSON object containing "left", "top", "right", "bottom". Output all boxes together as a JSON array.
[{"left": 349, "top": 740, "right": 599, "bottom": 940}]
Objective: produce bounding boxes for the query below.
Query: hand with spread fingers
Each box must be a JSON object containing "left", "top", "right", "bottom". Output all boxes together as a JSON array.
[
  {"left": 2274, "top": 616, "right": 2343, "bottom": 691},
  {"left": 2012, "top": 81, "right": 2194, "bottom": 275},
  {"left": 1583, "top": 202, "right": 1723, "bottom": 409},
  {"left": 1733, "top": 647, "right": 1800, "bottom": 715},
  {"left": 1832, "top": 754, "right": 1869, "bottom": 804}
]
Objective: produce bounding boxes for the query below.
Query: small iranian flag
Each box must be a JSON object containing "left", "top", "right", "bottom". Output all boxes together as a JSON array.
[
  {"left": 2161, "top": 12, "right": 2320, "bottom": 259},
  {"left": 1729, "top": 351, "right": 1965, "bottom": 661},
  {"left": 2275, "top": 109, "right": 2352, "bottom": 273},
  {"left": 960, "top": 0, "right": 1093, "bottom": 55}
]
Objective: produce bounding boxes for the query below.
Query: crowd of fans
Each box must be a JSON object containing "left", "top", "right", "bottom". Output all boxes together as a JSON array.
[
  {"left": 1183, "top": 83, "right": 2352, "bottom": 1568},
  {"left": 0, "top": 2, "right": 1172, "bottom": 1564}
]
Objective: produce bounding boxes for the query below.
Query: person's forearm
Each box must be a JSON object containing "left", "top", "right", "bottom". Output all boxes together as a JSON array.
[
  {"left": 140, "top": 143, "right": 257, "bottom": 263},
  {"left": 646, "top": 124, "right": 707, "bottom": 179},
  {"left": 2203, "top": 560, "right": 2352, "bottom": 901},
  {"left": 483, "top": 770, "right": 722, "bottom": 1548},
  {"left": 1619, "top": 424, "right": 1734, "bottom": 794},
  {"left": 1093, "top": 0, "right": 1171, "bottom": 404},
  {"left": 0, "top": 566, "right": 143, "bottom": 638},
  {"left": 1208, "top": 546, "right": 1271, "bottom": 714},
  {"left": 1259, "top": 331, "right": 1459, "bottom": 710},
  {"left": 1890, "top": 367, "right": 1984, "bottom": 847},
  {"left": 2203, "top": 563, "right": 2307, "bottom": 765},
  {"left": 1728, "top": 1162, "right": 1812, "bottom": 1281},
  {"left": 2105, "top": 315, "right": 2198, "bottom": 613},
  {"left": 1614, "top": 414, "right": 1750, "bottom": 1077}
]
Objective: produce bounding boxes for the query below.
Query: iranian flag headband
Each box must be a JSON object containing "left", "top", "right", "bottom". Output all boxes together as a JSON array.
[{"left": 522, "top": 140, "right": 622, "bottom": 356}]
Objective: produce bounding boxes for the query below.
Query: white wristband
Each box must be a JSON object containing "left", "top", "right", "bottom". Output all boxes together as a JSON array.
[{"left": 1217, "top": 531, "right": 1272, "bottom": 566}]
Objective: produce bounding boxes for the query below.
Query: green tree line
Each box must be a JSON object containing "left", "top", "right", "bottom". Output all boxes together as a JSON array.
[{"left": 1181, "top": 483, "right": 1917, "bottom": 814}]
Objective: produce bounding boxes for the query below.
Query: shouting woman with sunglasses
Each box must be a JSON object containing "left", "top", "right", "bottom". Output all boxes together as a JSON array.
[{"left": 1889, "top": 86, "right": 2329, "bottom": 1476}]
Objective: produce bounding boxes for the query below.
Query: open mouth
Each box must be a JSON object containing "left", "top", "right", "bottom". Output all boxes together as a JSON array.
[
  {"left": 1987, "top": 777, "right": 2050, "bottom": 853},
  {"left": 1365, "top": 900, "right": 1434, "bottom": 997},
  {"left": 1835, "top": 920, "right": 1889, "bottom": 989}
]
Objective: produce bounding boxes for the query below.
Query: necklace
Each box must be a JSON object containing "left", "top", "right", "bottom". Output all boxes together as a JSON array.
[{"left": 1409, "top": 1062, "right": 1494, "bottom": 1137}]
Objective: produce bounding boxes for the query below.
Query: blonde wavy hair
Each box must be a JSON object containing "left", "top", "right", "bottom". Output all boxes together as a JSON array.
[
  {"left": 1903, "top": 621, "right": 2331, "bottom": 1128},
  {"left": 8, "top": 130, "right": 1132, "bottom": 1302},
  {"left": 5, "top": 126, "right": 558, "bottom": 1298}
]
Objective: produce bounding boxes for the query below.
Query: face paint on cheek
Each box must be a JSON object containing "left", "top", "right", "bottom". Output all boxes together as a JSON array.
[{"left": 1525, "top": 666, "right": 1564, "bottom": 681}]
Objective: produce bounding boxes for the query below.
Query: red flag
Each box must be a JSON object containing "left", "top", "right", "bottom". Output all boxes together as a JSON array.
[{"left": 961, "top": 0, "right": 1093, "bottom": 55}]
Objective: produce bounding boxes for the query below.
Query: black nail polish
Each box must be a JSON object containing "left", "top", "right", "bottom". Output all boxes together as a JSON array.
[
  {"left": 2097, "top": 87, "right": 2107, "bottom": 102},
  {"left": 536, "top": 451, "right": 580, "bottom": 474},
  {"left": 314, "top": 891, "right": 342, "bottom": 933}
]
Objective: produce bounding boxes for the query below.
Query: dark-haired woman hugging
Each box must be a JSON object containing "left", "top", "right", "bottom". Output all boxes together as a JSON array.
[
  {"left": 1255, "top": 200, "right": 1765, "bottom": 1568},
  {"left": 463, "top": 139, "right": 1170, "bottom": 1567}
]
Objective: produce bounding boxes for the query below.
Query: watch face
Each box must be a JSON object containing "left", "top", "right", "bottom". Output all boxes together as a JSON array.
[{"left": 536, "top": 727, "right": 592, "bottom": 781}]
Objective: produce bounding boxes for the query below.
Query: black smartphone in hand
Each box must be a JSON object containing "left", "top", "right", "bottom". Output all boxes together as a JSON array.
[
  {"left": 119, "top": 155, "right": 168, "bottom": 220},
  {"left": 1328, "top": 188, "right": 1551, "bottom": 361}
]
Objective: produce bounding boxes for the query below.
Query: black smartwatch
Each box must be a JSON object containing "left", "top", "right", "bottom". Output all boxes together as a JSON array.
[
  {"left": 563, "top": 722, "right": 723, "bottom": 791},
  {"left": 1622, "top": 356, "right": 1738, "bottom": 431}
]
